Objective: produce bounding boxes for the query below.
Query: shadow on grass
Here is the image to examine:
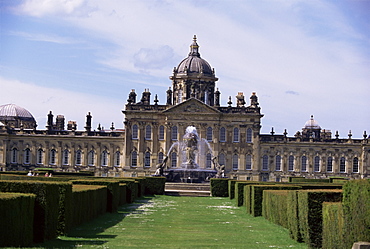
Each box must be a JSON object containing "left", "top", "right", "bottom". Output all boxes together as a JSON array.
[{"left": 30, "top": 196, "right": 155, "bottom": 248}]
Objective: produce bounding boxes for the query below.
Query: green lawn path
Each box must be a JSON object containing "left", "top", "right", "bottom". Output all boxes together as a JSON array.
[{"left": 36, "top": 195, "right": 307, "bottom": 248}]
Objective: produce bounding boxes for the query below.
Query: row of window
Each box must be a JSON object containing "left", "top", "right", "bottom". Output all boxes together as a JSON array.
[
  {"left": 10, "top": 148, "right": 120, "bottom": 167},
  {"left": 261, "top": 155, "right": 359, "bottom": 173},
  {"left": 130, "top": 151, "right": 360, "bottom": 173},
  {"left": 132, "top": 125, "right": 253, "bottom": 143}
]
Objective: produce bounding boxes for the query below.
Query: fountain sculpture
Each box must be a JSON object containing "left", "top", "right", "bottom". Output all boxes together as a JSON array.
[{"left": 155, "top": 126, "right": 224, "bottom": 182}]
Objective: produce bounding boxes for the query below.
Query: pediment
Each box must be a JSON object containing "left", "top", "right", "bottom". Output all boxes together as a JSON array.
[{"left": 162, "top": 98, "right": 221, "bottom": 114}]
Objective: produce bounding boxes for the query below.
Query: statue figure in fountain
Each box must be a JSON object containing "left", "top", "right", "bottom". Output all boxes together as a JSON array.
[
  {"left": 183, "top": 126, "right": 199, "bottom": 168},
  {"left": 154, "top": 156, "right": 168, "bottom": 176},
  {"left": 212, "top": 156, "right": 225, "bottom": 178}
]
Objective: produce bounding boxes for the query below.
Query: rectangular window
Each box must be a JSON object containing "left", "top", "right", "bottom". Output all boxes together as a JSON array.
[
  {"left": 159, "top": 126, "right": 165, "bottom": 140},
  {"left": 340, "top": 157, "right": 346, "bottom": 173},
  {"left": 232, "top": 154, "right": 238, "bottom": 170},
  {"left": 262, "top": 155, "right": 268, "bottom": 171},
  {"left": 353, "top": 157, "right": 359, "bottom": 173},
  {"left": 314, "top": 156, "right": 320, "bottom": 172},
  {"left": 233, "top": 128, "right": 239, "bottom": 142},
  {"left": 327, "top": 157, "right": 333, "bottom": 172},
  {"left": 171, "top": 126, "right": 178, "bottom": 141},
  {"left": 301, "top": 156, "right": 307, "bottom": 172},
  {"left": 246, "top": 154, "right": 252, "bottom": 170},
  {"left": 220, "top": 127, "right": 226, "bottom": 142},
  {"left": 288, "top": 155, "right": 294, "bottom": 171}
]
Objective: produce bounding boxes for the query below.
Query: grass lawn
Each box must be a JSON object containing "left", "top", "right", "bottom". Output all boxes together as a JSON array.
[{"left": 32, "top": 195, "right": 307, "bottom": 248}]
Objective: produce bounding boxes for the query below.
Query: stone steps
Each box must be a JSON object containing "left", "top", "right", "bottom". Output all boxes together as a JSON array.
[{"left": 164, "top": 183, "right": 211, "bottom": 197}]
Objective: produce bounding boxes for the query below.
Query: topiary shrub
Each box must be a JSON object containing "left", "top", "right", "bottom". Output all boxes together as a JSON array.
[
  {"left": 228, "top": 180, "right": 237, "bottom": 199},
  {"left": 210, "top": 178, "right": 229, "bottom": 197},
  {"left": 0, "top": 193, "right": 35, "bottom": 247}
]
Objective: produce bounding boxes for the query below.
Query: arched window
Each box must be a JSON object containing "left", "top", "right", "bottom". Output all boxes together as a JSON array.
[
  {"left": 206, "top": 127, "right": 213, "bottom": 142},
  {"left": 171, "top": 152, "right": 177, "bottom": 167},
  {"left": 288, "top": 155, "right": 294, "bottom": 171},
  {"left": 340, "top": 157, "right": 346, "bottom": 173},
  {"left": 158, "top": 152, "right": 164, "bottom": 164},
  {"left": 37, "top": 148, "right": 43, "bottom": 165},
  {"left": 262, "top": 155, "right": 268, "bottom": 171},
  {"left": 314, "top": 156, "right": 320, "bottom": 172},
  {"left": 171, "top": 126, "right": 178, "bottom": 141},
  {"left": 49, "top": 149, "right": 56, "bottom": 165},
  {"left": 206, "top": 153, "right": 212, "bottom": 168},
  {"left": 246, "top": 128, "right": 253, "bottom": 143},
  {"left": 88, "top": 150, "right": 95, "bottom": 166},
  {"left": 233, "top": 128, "right": 239, "bottom": 142},
  {"left": 101, "top": 151, "right": 108, "bottom": 166},
  {"left": 246, "top": 154, "right": 252, "bottom": 170},
  {"left": 275, "top": 155, "right": 281, "bottom": 171},
  {"left": 11, "top": 148, "right": 18, "bottom": 163},
  {"left": 63, "top": 149, "right": 69, "bottom": 165},
  {"left": 114, "top": 151, "right": 120, "bottom": 167},
  {"left": 220, "top": 127, "right": 226, "bottom": 142},
  {"left": 145, "top": 125, "right": 152, "bottom": 140},
  {"left": 327, "top": 157, "right": 333, "bottom": 172},
  {"left": 131, "top": 151, "right": 137, "bottom": 167},
  {"left": 75, "top": 150, "right": 82, "bottom": 166},
  {"left": 144, "top": 152, "right": 151, "bottom": 167},
  {"left": 132, "top": 124, "right": 138, "bottom": 140},
  {"left": 301, "top": 156, "right": 307, "bottom": 172},
  {"left": 24, "top": 148, "right": 31, "bottom": 164},
  {"left": 219, "top": 153, "right": 226, "bottom": 167},
  {"left": 353, "top": 157, "right": 359, "bottom": 173},
  {"left": 232, "top": 154, "right": 238, "bottom": 170},
  {"left": 159, "top": 125, "right": 165, "bottom": 140}
]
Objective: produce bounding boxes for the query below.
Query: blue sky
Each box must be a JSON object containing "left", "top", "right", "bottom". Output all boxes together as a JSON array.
[{"left": 0, "top": 0, "right": 369, "bottom": 137}]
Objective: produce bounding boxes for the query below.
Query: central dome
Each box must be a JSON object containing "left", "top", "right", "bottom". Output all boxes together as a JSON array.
[{"left": 176, "top": 35, "right": 214, "bottom": 76}]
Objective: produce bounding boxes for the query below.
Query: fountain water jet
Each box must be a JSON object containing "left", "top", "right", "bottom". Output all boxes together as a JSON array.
[{"left": 158, "top": 126, "right": 219, "bottom": 182}]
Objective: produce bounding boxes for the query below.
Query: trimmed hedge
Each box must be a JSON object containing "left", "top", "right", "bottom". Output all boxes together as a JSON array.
[
  {"left": 342, "top": 179, "right": 370, "bottom": 249},
  {"left": 289, "top": 177, "right": 330, "bottom": 183},
  {"left": 235, "top": 181, "right": 267, "bottom": 207},
  {"left": 322, "top": 202, "right": 344, "bottom": 249},
  {"left": 117, "top": 179, "right": 139, "bottom": 203},
  {"left": 71, "top": 185, "right": 107, "bottom": 228},
  {"left": 297, "top": 189, "right": 343, "bottom": 249},
  {"left": 246, "top": 184, "right": 301, "bottom": 217},
  {"left": 119, "top": 183, "right": 127, "bottom": 206},
  {"left": 0, "top": 180, "right": 69, "bottom": 243},
  {"left": 71, "top": 179, "right": 120, "bottom": 213},
  {"left": 210, "top": 178, "right": 229, "bottom": 197},
  {"left": 0, "top": 193, "right": 35, "bottom": 247},
  {"left": 143, "top": 177, "right": 166, "bottom": 195},
  {"left": 262, "top": 190, "right": 290, "bottom": 229},
  {"left": 228, "top": 180, "right": 237, "bottom": 199},
  {"left": 287, "top": 190, "right": 301, "bottom": 242}
]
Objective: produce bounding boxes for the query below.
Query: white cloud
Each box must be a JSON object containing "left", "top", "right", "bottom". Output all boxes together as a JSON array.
[
  {"left": 0, "top": 76, "right": 124, "bottom": 130},
  {"left": 9, "top": 31, "right": 81, "bottom": 44},
  {"left": 6, "top": 0, "right": 370, "bottom": 137}
]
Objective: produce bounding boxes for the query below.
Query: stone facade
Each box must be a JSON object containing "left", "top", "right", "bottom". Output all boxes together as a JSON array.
[{"left": 1, "top": 36, "right": 369, "bottom": 181}]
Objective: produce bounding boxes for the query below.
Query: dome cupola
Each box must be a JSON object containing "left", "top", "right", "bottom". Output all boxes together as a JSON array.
[
  {"left": 304, "top": 115, "right": 321, "bottom": 129},
  {"left": 0, "top": 104, "right": 37, "bottom": 129},
  {"left": 170, "top": 35, "right": 218, "bottom": 106}
]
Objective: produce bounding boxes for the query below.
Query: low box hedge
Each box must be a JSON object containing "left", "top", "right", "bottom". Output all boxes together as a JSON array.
[
  {"left": 297, "top": 189, "right": 343, "bottom": 249},
  {"left": 322, "top": 202, "right": 344, "bottom": 249},
  {"left": 0, "top": 193, "right": 35, "bottom": 247},
  {"left": 210, "top": 178, "right": 229, "bottom": 197}
]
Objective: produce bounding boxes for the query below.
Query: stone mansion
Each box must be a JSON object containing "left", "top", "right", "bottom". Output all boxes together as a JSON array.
[{"left": 1, "top": 36, "right": 369, "bottom": 182}]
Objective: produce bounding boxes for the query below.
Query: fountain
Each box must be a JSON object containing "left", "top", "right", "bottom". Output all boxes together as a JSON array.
[{"left": 155, "top": 126, "right": 223, "bottom": 182}]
